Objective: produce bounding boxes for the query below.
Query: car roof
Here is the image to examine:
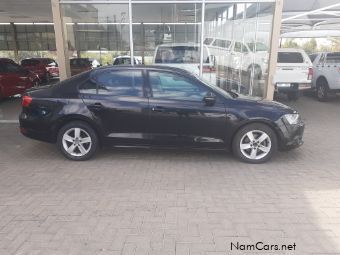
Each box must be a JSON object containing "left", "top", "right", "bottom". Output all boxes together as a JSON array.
[{"left": 92, "top": 65, "right": 194, "bottom": 76}]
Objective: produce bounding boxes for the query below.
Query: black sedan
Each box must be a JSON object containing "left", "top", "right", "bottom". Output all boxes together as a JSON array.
[{"left": 19, "top": 66, "right": 304, "bottom": 163}]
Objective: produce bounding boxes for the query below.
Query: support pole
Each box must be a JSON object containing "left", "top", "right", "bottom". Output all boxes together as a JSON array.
[
  {"left": 10, "top": 22, "right": 19, "bottom": 63},
  {"left": 265, "top": 0, "right": 283, "bottom": 100},
  {"left": 51, "top": 0, "right": 71, "bottom": 80}
]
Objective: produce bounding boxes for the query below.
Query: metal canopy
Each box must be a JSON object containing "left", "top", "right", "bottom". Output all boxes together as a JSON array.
[{"left": 281, "top": 0, "right": 340, "bottom": 37}]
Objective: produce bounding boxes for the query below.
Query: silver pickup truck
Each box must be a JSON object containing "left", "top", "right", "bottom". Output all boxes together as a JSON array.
[{"left": 312, "top": 52, "right": 340, "bottom": 101}]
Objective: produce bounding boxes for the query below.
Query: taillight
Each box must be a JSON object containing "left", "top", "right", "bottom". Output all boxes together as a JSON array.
[
  {"left": 22, "top": 95, "right": 32, "bottom": 107},
  {"left": 308, "top": 67, "right": 313, "bottom": 80},
  {"left": 198, "top": 65, "right": 216, "bottom": 73}
]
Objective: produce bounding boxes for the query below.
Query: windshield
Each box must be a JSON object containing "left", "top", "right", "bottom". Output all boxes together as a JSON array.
[
  {"left": 155, "top": 46, "right": 208, "bottom": 64},
  {"left": 247, "top": 42, "right": 268, "bottom": 52},
  {"left": 194, "top": 74, "right": 234, "bottom": 99}
]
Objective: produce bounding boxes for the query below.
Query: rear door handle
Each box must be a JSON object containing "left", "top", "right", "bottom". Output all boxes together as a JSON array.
[
  {"left": 152, "top": 106, "right": 166, "bottom": 112},
  {"left": 88, "top": 102, "right": 103, "bottom": 111}
]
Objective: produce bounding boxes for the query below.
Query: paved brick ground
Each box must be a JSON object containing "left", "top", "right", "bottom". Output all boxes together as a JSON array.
[{"left": 1, "top": 95, "right": 340, "bottom": 255}]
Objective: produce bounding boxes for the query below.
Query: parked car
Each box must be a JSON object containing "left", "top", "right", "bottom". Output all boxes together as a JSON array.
[
  {"left": 204, "top": 38, "right": 269, "bottom": 81},
  {"left": 312, "top": 52, "right": 340, "bottom": 101},
  {"left": 274, "top": 48, "right": 313, "bottom": 100},
  {"left": 113, "top": 56, "right": 141, "bottom": 65},
  {"left": 19, "top": 66, "right": 304, "bottom": 163},
  {"left": 70, "top": 58, "right": 93, "bottom": 76},
  {"left": 21, "top": 58, "right": 59, "bottom": 82},
  {"left": 0, "top": 59, "right": 37, "bottom": 100},
  {"left": 153, "top": 43, "right": 216, "bottom": 84}
]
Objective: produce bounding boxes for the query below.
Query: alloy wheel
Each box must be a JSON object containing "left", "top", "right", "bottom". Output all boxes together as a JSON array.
[
  {"left": 239, "top": 130, "right": 272, "bottom": 160},
  {"left": 62, "top": 127, "right": 92, "bottom": 157}
]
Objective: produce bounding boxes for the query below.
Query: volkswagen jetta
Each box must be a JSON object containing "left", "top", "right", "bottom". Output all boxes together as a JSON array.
[{"left": 19, "top": 66, "right": 304, "bottom": 163}]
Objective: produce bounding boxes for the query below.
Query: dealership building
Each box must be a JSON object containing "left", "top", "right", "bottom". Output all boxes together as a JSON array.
[{"left": 0, "top": 0, "right": 339, "bottom": 99}]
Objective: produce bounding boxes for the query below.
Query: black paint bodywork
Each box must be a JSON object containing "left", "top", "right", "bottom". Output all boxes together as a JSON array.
[{"left": 19, "top": 66, "right": 304, "bottom": 151}]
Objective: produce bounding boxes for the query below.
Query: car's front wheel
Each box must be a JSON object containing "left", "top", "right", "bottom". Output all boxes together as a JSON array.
[
  {"left": 232, "top": 123, "right": 277, "bottom": 163},
  {"left": 57, "top": 121, "right": 98, "bottom": 161}
]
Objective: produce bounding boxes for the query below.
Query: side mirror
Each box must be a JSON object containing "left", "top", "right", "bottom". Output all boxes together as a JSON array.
[{"left": 203, "top": 92, "right": 216, "bottom": 106}]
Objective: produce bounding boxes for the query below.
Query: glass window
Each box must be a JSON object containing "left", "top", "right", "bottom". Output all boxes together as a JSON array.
[
  {"left": 132, "top": 3, "right": 202, "bottom": 66},
  {"left": 149, "top": 71, "right": 208, "bottom": 101},
  {"left": 5, "top": 63, "right": 21, "bottom": 73},
  {"left": 277, "top": 52, "right": 304, "bottom": 63},
  {"left": 326, "top": 53, "right": 340, "bottom": 64},
  {"left": 234, "top": 42, "right": 248, "bottom": 53},
  {"left": 21, "top": 59, "right": 40, "bottom": 66},
  {"left": 212, "top": 39, "right": 231, "bottom": 49},
  {"left": 79, "top": 79, "right": 97, "bottom": 94},
  {"left": 96, "top": 70, "right": 144, "bottom": 97}
]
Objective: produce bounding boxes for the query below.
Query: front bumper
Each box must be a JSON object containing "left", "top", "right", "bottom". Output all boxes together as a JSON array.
[{"left": 276, "top": 117, "right": 305, "bottom": 150}]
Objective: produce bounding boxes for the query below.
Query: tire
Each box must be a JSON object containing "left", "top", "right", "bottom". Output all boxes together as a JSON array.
[
  {"left": 57, "top": 121, "right": 98, "bottom": 161},
  {"left": 316, "top": 79, "right": 330, "bottom": 102},
  {"left": 287, "top": 91, "right": 299, "bottom": 101},
  {"left": 247, "top": 65, "right": 262, "bottom": 81},
  {"left": 232, "top": 123, "right": 278, "bottom": 164}
]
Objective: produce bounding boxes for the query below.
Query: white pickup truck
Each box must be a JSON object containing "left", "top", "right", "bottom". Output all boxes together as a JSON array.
[
  {"left": 312, "top": 52, "right": 340, "bottom": 101},
  {"left": 274, "top": 48, "right": 313, "bottom": 100}
]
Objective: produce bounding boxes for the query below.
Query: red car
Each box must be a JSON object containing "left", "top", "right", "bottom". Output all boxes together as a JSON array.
[
  {"left": 0, "top": 59, "right": 38, "bottom": 100},
  {"left": 21, "top": 58, "right": 59, "bottom": 82}
]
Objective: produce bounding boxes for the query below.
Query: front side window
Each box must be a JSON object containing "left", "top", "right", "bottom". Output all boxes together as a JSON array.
[
  {"left": 234, "top": 42, "right": 248, "bottom": 53},
  {"left": 149, "top": 71, "right": 208, "bottom": 102},
  {"left": 96, "top": 70, "right": 144, "bottom": 97}
]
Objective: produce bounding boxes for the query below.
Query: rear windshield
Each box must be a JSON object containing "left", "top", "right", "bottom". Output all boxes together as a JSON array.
[
  {"left": 326, "top": 53, "right": 340, "bottom": 63},
  {"left": 21, "top": 59, "right": 40, "bottom": 66},
  {"left": 277, "top": 52, "right": 304, "bottom": 63},
  {"left": 155, "top": 46, "right": 208, "bottom": 64},
  {"left": 70, "top": 58, "right": 91, "bottom": 67}
]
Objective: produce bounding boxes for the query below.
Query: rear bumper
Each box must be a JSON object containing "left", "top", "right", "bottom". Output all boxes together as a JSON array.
[
  {"left": 19, "top": 112, "right": 55, "bottom": 143},
  {"left": 275, "top": 83, "right": 311, "bottom": 93}
]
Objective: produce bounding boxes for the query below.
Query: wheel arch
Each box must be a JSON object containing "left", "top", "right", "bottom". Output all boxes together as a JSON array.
[
  {"left": 51, "top": 114, "right": 103, "bottom": 145},
  {"left": 316, "top": 76, "right": 329, "bottom": 88},
  {"left": 229, "top": 119, "right": 281, "bottom": 149}
]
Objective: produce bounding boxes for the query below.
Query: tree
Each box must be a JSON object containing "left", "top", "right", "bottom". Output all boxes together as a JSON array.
[
  {"left": 303, "top": 39, "right": 317, "bottom": 54},
  {"left": 282, "top": 39, "right": 299, "bottom": 49}
]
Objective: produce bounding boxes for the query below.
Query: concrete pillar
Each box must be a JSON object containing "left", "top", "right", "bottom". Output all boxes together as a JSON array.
[
  {"left": 265, "top": 0, "right": 283, "bottom": 100},
  {"left": 9, "top": 22, "right": 19, "bottom": 63},
  {"left": 51, "top": 0, "right": 71, "bottom": 80}
]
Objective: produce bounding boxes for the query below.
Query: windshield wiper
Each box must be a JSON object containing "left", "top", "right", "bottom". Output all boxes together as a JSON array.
[{"left": 226, "top": 90, "right": 239, "bottom": 98}]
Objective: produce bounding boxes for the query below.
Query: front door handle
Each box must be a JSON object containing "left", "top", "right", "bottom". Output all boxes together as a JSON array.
[
  {"left": 152, "top": 106, "right": 166, "bottom": 112},
  {"left": 88, "top": 102, "right": 103, "bottom": 111}
]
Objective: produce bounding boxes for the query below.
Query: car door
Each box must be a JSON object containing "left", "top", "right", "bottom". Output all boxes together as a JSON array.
[
  {"left": 147, "top": 70, "right": 228, "bottom": 147},
  {"left": 80, "top": 69, "right": 150, "bottom": 145}
]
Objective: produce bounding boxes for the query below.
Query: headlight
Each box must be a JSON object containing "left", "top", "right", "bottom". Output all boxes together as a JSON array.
[{"left": 284, "top": 113, "right": 300, "bottom": 125}]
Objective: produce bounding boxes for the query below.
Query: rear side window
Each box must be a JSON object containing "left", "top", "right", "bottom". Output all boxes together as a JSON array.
[
  {"left": 326, "top": 53, "right": 340, "bottom": 64},
  {"left": 278, "top": 52, "right": 304, "bottom": 63},
  {"left": 21, "top": 59, "right": 40, "bottom": 66},
  {"left": 96, "top": 70, "right": 144, "bottom": 96}
]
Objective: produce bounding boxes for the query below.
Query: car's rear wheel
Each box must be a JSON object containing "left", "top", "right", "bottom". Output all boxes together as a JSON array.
[
  {"left": 316, "top": 79, "right": 330, "bottom": 102},
  {"left": 57, "top": 121, "right": 98, "bottom": 161},
  {"left": 232, "top": 123, "right": 277, "bottom": 163}
]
